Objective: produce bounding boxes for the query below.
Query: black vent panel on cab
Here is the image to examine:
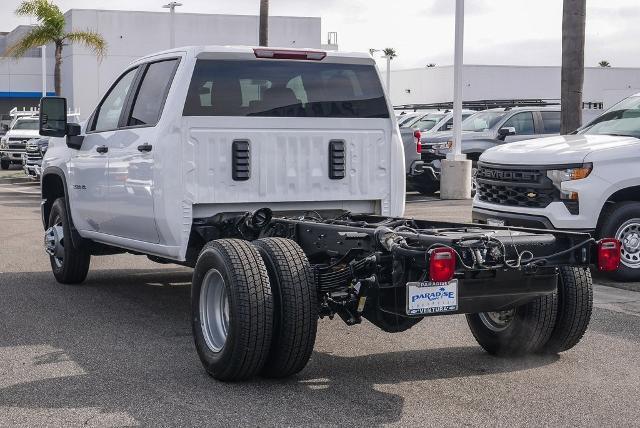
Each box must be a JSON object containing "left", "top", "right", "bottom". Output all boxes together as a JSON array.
[
  {"left": 232, "top": 140, "right": 250, "bottom": 181},
  {"left": 328, "top": 140, "right": 346, "bottom": 180}
]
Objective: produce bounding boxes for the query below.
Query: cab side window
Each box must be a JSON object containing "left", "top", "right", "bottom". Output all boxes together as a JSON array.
[
  {"left": 541, "top": 111, "right": 561, "bottom": 133},
  {"left": 128, "top": 59, "right": 179, "bottom": 127},
  {"left": 503, "top": 112, "right": 535, "bottom": 135},
  {"left": 92, "top": 67, "right": 138, "bottom": 132}
]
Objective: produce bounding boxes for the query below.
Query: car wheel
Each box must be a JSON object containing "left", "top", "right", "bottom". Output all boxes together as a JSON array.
[
  {"left": 191, "top": 239, "right": 273, "bottom": 381},
  {"left": 46, "top": 198, "right": 91, "bottom": 284},
  {"left": 0, "top": 159, "right": 10, "bottom": 170},
  {"left": 598, "top": 202, "right": 640, "bottom": 281},
  {"left": 254, "top": 238, "right": 318, "bottom": 378},
  {"left": 539, "top": 267, "right": 593, "bottom": 354},
  {"left": 466, "top": 293, "right": 557, "bottom": 356}
]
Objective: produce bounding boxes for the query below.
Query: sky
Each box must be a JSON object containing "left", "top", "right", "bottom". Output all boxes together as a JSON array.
[{"left": 2, "top": 0, "right": 640, "bottom": 70}]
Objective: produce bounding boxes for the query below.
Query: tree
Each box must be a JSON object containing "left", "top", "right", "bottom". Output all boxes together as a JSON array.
[
  {"left": 259, "top": 0, "right": 269, "bottom": 47},
  {"left": 598, "top": 60, "right": 611, "bottom": 67},
  {"left": 560, "top": 0, "right": 586, "bottom": 134},
  {"left": 5, "top": 0, "right": 106, "bottom": 96},
  {"left": 383, "top": 48, "right": 397, "bottom": 60}
]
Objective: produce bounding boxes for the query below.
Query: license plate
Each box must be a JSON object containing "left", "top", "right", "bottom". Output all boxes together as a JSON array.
[
  {"left": 406, "top": 280, "right": 458, "bottom": 315},
  {"left": 487, "top": 218, "right": 505, "bottom": 227}
]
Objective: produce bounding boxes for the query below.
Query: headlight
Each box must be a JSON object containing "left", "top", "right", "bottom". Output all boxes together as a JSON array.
[
  {"left": 433, "top": 140, "right": 453, "bottom": 151},
  {"left": 0, "top": 139, "right": 6, "bottom": 150},
  {"left": 546, "top": 163, "right": 592, "bottom": 199}
]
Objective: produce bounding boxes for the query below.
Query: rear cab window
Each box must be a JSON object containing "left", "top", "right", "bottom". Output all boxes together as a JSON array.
[{"left": 183, "top": 59, "right": 389, "bottom": 118}]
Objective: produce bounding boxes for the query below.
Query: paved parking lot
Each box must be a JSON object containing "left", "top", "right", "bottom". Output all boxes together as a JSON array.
[{"left": 1, "top": 169, "right": 639, "bottom": 426}]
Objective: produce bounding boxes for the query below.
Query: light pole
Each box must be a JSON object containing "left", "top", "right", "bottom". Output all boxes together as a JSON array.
[
  {"left": 41, "top": 45, "right": 46, "bottom": 97},
  {"left": 163, "top": 2, "right": 183, "bottom": 49},
  {"left": 440, "top": 0, "right": 472, "bottom": 200}
]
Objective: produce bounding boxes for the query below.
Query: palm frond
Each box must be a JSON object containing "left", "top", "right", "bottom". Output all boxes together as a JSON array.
[
  {"left": 15, "top": 0, "right": 65, "bottom": 36},
  {"left": 4, "top": 25, "right": 58, "bottom": 57},
  {"left": 64, "top": 31, "right": 107, "bottom": 59}
]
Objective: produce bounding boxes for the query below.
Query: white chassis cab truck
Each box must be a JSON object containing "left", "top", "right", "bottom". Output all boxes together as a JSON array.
[
  {"left": 474, "top": 93, "right": 640, "bottom": 281},
  {"left": 39, "top": 46, "right": 618, "bottom": 381}
]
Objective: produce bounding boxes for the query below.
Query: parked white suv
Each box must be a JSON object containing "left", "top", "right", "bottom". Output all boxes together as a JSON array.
[{"left": 474, "top": 93, "right": 640, "bottom": 280}]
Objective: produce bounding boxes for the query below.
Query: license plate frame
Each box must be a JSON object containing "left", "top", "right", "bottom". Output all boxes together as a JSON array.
[{"left": 406, "top": 280, "right": 458, "bottom": 315}]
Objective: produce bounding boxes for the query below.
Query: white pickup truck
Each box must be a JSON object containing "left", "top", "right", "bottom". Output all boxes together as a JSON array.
[
  {"left": 474, "top": 94, "right": 640, "bottom": 281},
  {"left": 38, "top": 46, "right": 615, "bottom": 381}
]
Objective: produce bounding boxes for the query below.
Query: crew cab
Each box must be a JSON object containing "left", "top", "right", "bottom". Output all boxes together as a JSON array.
[
  {"left": 474, "top": 94, "right": 640, "bottom": 281},
  {"left": 38, "top": 46, "right": 615, "bottom": 382},
  {"left": 419, "top": 107, "right": 562, "bottom": 194},
  {"left": 0, "top": 116, "right": 40, "bottom": 169}
]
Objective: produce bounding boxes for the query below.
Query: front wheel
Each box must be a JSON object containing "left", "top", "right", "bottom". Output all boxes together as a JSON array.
[
  {"left": 191, "top": 239, "right": 273, "bottom": 381},
  {"left": 46, "top": 198, "right": 91, "bottom": 284},
  {"left": 466, "top": 294, "right": 557, "bottom": 356},
  {"left": 599, "top": 202, "right": 640, "bottom": 281}
]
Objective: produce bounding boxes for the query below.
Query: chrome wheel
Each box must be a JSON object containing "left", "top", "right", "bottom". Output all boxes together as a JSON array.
[
  {"left": 199, "top": 269, "right": 230, "bottom": 353},
  {"left": 478, "top": 309, "right": 515, "bottom": 332},
  {"left": 44, "top": 219, "right": 65, "bottom": 268},
  {"left": 616, "top": 219, "right": 640, "bottom": 269}
]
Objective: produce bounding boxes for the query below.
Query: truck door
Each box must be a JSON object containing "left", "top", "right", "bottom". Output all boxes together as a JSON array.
[
  {"left": 71, "top": 67, "right": 138, "bottom": 234},
  {"left": 104, "top": 58, "right": 180, "bottom": 243}
]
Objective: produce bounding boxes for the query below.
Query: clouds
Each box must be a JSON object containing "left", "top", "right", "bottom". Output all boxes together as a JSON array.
[{"left": 1, "top": 0, "right": 639, "bottom": 68}]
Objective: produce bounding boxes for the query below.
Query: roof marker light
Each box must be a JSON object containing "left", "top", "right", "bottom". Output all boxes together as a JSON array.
[{"left": 253, "top": 48, "right": 327, "bottom": 61}]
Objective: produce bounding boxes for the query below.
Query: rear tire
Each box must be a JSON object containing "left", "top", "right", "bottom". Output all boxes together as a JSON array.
[
  {"left": 540, "top": 267, "right": 593, "bottom": 354},
  {"left": 191, "top": 239, "right": 273, "bottom": 381},
  {"left": 1, "top": 159, "right": 10, "bottom": 170},
  {"left": 46, "top": 198, "right": 91, "bottom": 284},
  {"left": 598, "top": 201, "right": 640, "bottom": 281},
  {"left": 466, "top": 294, "right": 557, "bottom": 356},
  {"left": 254, "top": 238, "right": 318, "bottom": 378}
]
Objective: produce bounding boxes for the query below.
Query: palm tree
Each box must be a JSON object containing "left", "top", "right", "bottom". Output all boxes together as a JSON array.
[
  {"left": 560, "top": 0, "right": 586, "bottom": 134},
  {"left": 383, "top": 48, "right": 397, "bottom": 60},
  {"left": 259, "top": 0, "right": 269, "bottom": 47},
  {"left": 382, "top": 48, "right": 397, "bottom": 93},
  {"left": 5, "top": 0, "right": 106, "bottom": 96},
  {"left": 599, "top": 60, "right": 611, "bottom": 68}
]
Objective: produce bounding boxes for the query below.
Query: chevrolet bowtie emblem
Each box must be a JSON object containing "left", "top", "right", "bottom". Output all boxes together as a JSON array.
[{"left": 527, "top": 192, "right": 537, "bottom": 198}]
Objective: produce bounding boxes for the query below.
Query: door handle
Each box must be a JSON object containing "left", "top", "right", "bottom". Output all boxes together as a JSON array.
[
  {"left": 137, "top": 143, "right": 153, "bottom": 153},
  {"left": 96, "top": 145, "right": 108, "bottom": 154}
]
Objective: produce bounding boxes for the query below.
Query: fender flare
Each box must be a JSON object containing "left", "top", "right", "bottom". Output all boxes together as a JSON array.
[{"left": 41, "top": 166, "right": 86, "bottom": 249}]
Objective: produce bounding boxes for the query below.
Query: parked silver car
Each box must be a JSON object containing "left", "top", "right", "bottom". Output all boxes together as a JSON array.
[{"left": 416, "top": 107, "right": 561, "bottom": 194}]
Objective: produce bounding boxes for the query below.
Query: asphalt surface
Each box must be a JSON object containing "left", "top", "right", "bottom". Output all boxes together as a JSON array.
[{"left": 1, "top": 168, "right": 639, "bottom": 427}]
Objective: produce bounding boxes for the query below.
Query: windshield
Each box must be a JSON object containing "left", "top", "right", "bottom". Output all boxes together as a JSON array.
[
  {"left": 578, "top": 96, "right": 640, "bottom": 138},
  {"left": 462, "top": 111, "right": 507, "bottom": 132},
  {"left": 397, "top": 113, "right": 421, "bottom": 127},
  {"left": 12, "top": 119, "right": 39, "bottom": 130},
  {"left": 413, "top": 113, "right": 446, "bottom": 131}
]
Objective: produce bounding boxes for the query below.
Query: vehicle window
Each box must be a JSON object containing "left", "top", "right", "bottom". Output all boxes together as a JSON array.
[
  {"left": 128, "top": 60, "right": 179, "bottom": 127},
  {"left": 414, "top": 113, "right": 445, "bottom": 131},
  {"left": 183, "top": 60, "right": 389, "bottom": 118},
  {"left": 502, "top": 112, "right": 535, "bottom": 134},
  {"left": 92, "top": 67, "right": 138, "bottom": 132},
  {"left": 578, "top": 95, "right": 640, "bottom": 138},
  {"left": 540, "top": 111, "right": 561, "bottom": 133},
  {"left": 12, "top": 120, "right": 39, "bottom": 130},
  {"left": 461, "top": 111, "right": 507, "bottom": 132}
]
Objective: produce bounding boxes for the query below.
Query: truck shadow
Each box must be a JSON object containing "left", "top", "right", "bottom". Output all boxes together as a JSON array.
[{"left": 0, "top": 268, "right": 561, "bottom": 425}]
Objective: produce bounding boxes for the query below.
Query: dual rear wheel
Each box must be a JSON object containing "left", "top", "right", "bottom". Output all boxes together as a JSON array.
[{"left": 191, "top": 238, "right": 318, "bottom": 381}]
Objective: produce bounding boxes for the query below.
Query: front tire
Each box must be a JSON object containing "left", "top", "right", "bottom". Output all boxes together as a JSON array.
[
  {"left": 46, "top": 198, "right": 91, "bottom": 284},
  {"left": 599, "top": 202, "right": 640, "bottom": 281},
  {"left": 191, "top": 239, "right": 273, "bottom": 381},
  {"left": 254, "top": 238, "right": 318, "bottom": 378},
  {"left": 466, "top": 294, "right": 557, "bottom": 356}
]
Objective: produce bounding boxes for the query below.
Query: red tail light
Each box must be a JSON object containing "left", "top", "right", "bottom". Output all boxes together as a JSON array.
[
  {"left": 429, "top": 247, "right": 456, "bottom": 282},
  {"left": 414, "top": 130, "right": 422, "bottom": 154},
  {"left": 598, "top": 238, "right": 621, "bottom": 271},
  {"left": 253, "top": 48, "right": 326, "bottom": 61}
]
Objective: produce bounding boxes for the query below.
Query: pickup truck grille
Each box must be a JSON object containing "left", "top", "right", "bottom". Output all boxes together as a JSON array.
[
  {"left": 476, "top": 163, "right": 558, "bottom": 209},
  {"left": 8, "top": 142, "right": 26, "bottom": 150}
]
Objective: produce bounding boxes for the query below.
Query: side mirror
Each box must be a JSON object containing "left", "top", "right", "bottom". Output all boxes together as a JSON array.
[
  {"left": 40, "top": 97, "right": 68, "bottom": 137},
  {"left": 498, "top": 127, "right": 517, "bottom": 138},
  {"left": 445, "top": 123, "right": 453, "bottom": 130}
]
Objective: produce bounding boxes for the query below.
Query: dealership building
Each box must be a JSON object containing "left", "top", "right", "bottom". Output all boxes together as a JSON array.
[{"left": 0, "top": 8, "right": 335, "bottom": 119}]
